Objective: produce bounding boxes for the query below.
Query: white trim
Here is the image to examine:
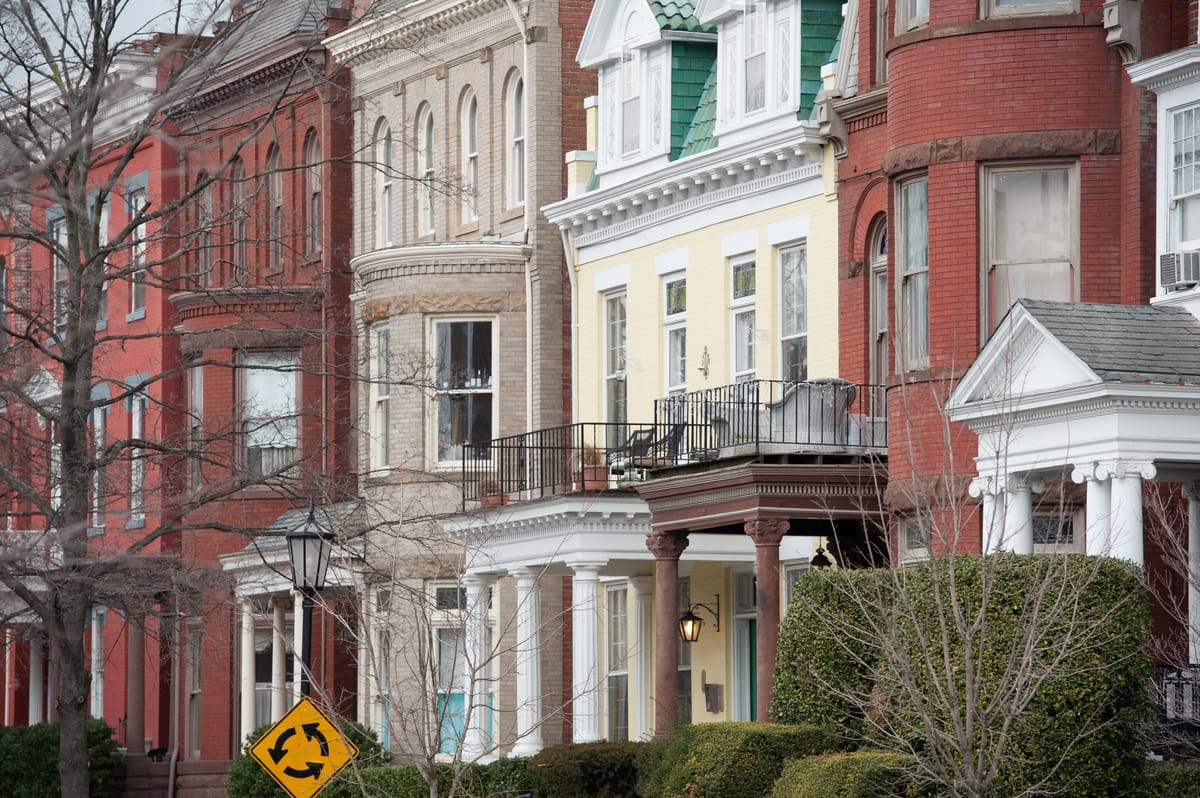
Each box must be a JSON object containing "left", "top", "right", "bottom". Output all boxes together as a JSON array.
[
  {"left": 655, "top": 248, "right": 689, "bottom": 274},
  {"left": 722, "top": 229, "right": 759, "bottom": 258},
  {"left": 768, "top": 215, "right": 811, "bottom": 246},
  {"left": 594, "top": 264, "right": 631, "bottom": 292}
]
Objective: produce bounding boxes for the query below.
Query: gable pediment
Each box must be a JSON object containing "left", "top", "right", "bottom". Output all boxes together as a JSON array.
[{"left": 579, "top": 0, "right": 661, "bottom": 67}]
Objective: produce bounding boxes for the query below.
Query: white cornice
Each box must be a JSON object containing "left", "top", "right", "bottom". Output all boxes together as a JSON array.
[
  {"left": 353, "top": 240, "right": 532, "bottom": 286},
  {"left": 543, "top": 125, "right": 824, "bottom": 246},
  {"left": 325, "top": 0, "right": 513, "bottom": 65},
  {"left": 1128, "top": 44, "right": 1200, "bottom": 93}
]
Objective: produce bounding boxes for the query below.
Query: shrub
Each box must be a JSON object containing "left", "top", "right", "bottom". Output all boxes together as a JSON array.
[
  {"left": 0, "top": 718, "right": 120, "bottom": 798},
  {"left": 527, "top": 740, "right": 643, "bottom": 798},
  {"left": 225, "top": 716, "right": 389, "bottom": 798},
  {"left": 1145, "top": 760, "right": 1200, "bottom": 798},
  {"left": 640, "top": 722, "right": 847, "bottom": 798},
  {"left": 769, "top": 751, "right": 920, "bottom": 798},
  {"left": 772, "top": 555, "right": 1153, "bottom": 798}
]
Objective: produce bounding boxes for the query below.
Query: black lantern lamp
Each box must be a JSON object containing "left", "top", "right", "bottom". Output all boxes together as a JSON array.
[
  {"left": 286, "top": 504, "right": 335, "bottom": 697},
  {"left": 810, "top": 547, "right": 833, "bottom": 570},
  {"left": 678, "top": 594, "right": 720, "bottom": 643}
]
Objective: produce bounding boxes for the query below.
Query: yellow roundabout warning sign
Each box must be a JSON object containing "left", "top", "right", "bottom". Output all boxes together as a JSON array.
[{"left": 249, "top": 696, "right": 360, "bottom": 798}]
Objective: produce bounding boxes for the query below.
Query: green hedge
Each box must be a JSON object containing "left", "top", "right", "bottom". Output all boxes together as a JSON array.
[
  {"left": 527, "top": 740, "right": 642, "bottom": 798},
  {"left": 640, "top": 722, "right": 847, "bottom": 798},
  {"left": 1145, "top": 760, "right": 1200, "bottom": 798},
  {"left": 344, "top": 759, "right": 531, "bottom": 797},
  {"left": 0, "top": 718, "right": 120, "bottom": 797},
  {"left": 770, "top": 751, "right": 921, "bottom": 798},
  {"left": 225, "top": 717, "right": 390, "bottom": 798},
  {"left": 773, "top": 555, "right": 1152, "bottom": 797}
]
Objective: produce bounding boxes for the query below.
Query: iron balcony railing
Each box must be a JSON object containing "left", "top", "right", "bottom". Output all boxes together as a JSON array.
[{"left": 460, "top": 380, "right": 885, "bottom": 508}]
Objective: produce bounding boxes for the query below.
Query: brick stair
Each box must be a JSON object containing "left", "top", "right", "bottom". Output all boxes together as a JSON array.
[{"left": 117, "top": 758, "right": 231, "bottom": 798}]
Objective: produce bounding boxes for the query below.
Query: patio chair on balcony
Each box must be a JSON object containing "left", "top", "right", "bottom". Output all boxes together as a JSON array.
[{"left": 610, "top": 424, "right": 685, "bottom": 479}]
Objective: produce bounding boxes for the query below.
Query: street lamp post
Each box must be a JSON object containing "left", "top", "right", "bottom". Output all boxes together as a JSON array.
[{"left": 286, "top": 504, "right": 335, "bottom": 698}]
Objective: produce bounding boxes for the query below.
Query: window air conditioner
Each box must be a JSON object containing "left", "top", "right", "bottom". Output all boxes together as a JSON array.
[{"left": 1160, "top": 250, "right": 1200, "bottom": 291}]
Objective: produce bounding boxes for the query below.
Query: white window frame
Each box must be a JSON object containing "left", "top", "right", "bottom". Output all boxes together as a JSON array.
[
  {"left": 664, "top": 275, "right": 686, "bottom": 394},
  {"left": 461, "top": 92, "right": 478, "bottom": 224},
  {"left": 418, "top": 107, "right": 436, "bottom": 235},
  {"left": 730, "top": 257, "right": 757, "bottom": 383},
  {"left": 507, "top": 77, "right": 525, "bottom": 208},
  {"left": 620, "top": 14, "right": 642, "bottom": 157},
  {"left": 901, "top": 517, "right": 931, "bottom": 562},
  {"left": 1170, "top": 103, "right": 1200, "bottom": 253},
  {"left": 430, "top": 580, "right": 496, "bottom": 756},
  {"left": 375, "top": 121, "right": 393, "bottom": 248},
  {"left": 266, "top": 146, "right": 283, "bottom": 270},
  {"left": 779, "top": 243, "right": 807, "bottom": 383},
  {"left": 1032, "top": 509, "right": 1085, "bottom": 554},
  {"left": 129, "top": 187, "right": 148, "bottom": 318},
  {"left": 897, "top": 0, "right": 929, "bottom": 31},
  {"left": 984, "top": 0, "right": 1077, "bottom": 18},
  {"left": 187, "top": 362, "right": 203, "bottom": 491},
  {"left": 981, "top": 161, "right": 1078, "bottom": 334},
  {"left": 606, "top": 583, "right": 629, "bottom": 741},
  {"left": 869, "top": 220, "right": 889, "bottom": 412},
  {"left": 230, "top": 159, "right": 248, "bottom": 279},
  {"left": 91, "top": 406, "right": 106, "bottom": 529},
  {"left": 897, "top": 177, "right": 929, "bottom": 371},
  {"left": 242, "top": 352, "right": 299, "bottom": 479},
  {"left": 604, "top": 290, "right": 628, "bottom": 425},
  {"left": 305, "top": 132, "right": 321, "bottom": 254},
  {"left": 129, "top": 392, "right": 146, "bottom": 523},
  {"left": 743, "top": 2, "right": 766, "bottom": 114},
  {"left": 431, "top": 318, "right": 495, "bottom": 466},
  {"left": 370, "top": 325, "right": 391, "bottom": 470},
  {"left": 197, "top": 177, "right": 213, "bottom": 287},
  {"left": 51, "top": 216, "right": 68, "bottom": 336}
]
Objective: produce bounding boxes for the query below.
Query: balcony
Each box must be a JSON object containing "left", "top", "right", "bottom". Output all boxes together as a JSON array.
[{"left": 460, "top": 379, "right": 885, "bottom": 508}]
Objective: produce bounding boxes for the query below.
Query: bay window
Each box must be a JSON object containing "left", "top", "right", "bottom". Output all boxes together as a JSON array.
[
  {"left": 433, "top": 319, "right": 494, "bottom": 463},
  {"left": 242, "top": 352, "right": 298, "bottom": 478},
  {"left": 779, "top": 244, "right": 807, "bottom": 382},
  {"left": 983, "top": 163, "right": 1076, "bottom": 332},
  {"left": 897, "top": 178, "right": 928, "bottom": 370}
]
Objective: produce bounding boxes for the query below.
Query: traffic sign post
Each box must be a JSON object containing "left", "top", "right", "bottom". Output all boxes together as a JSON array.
[{"left": 249, "top": 696, "right": 360, "bottom": 798}]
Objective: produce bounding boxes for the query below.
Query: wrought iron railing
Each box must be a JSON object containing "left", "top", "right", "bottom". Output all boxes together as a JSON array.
[{"left": 1158, "top": 664, "right": 1200, "bottom": 724}]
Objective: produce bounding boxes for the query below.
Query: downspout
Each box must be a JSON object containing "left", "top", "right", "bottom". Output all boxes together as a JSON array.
[{"left": 503, "top": 0, "right": 535, "bottom": 431}]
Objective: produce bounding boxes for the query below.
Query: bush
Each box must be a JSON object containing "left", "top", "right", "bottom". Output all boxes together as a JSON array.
[
  {"left": 225, "top": 716, "right": 389, "bottom": 798},
  {"left": 0, "top": 717, "right": 120, "bottom": 797},
  {"left": 1145, "top": 760, "right": 1200, "bottom": 798},
  {"left": 772, "top": 555, "right": 1153, "bottom": 798},
  {"left": 640, "top": 722, "right": 847, "bottom": 798},
  {"left": 265, "top": 757, "right": 532, "bottom": 798},
  {"left": 769, "top": 751, "right": 920, "bottom": 798},
  {"left": 528, "top": 740, "right": 642, "bottom": 798}
]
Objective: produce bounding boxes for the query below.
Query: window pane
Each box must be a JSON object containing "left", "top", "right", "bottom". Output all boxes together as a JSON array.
[
  {"left": 735, "top": 309, "right": 756, "bottom": 377},
  {"left": 437, "top": 321, "right": 492, "bottom": 389},
  {"left": 665, "top": 279, "right": 686, "bottom": 316},
  {"left": 991, "top": 169, "right": 1070, "bottom": 263},
  {"left": 781, "top": 247, "right": 806, "bottom": 337},
  {"left": 438, "top": 393, "right": 492, "bottom": 458},
  {"left": 732, "top": 260, "right": 756, "bottom": 299},
  {"left": 668, "top": 327, "right": 686, "bottom": 388}
]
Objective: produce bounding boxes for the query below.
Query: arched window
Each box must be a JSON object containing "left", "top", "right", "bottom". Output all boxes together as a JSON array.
[
  {"left": 417, "top": 105, "right": 436, "bottom": 234},
  {"left": 265, "top": 145, "right": 283, "bottom": 268},
  {"left": 230, "top": 158, "right": 247, "bottom": 280},
  {"left": 506, "top": 76, "right": 524, "bottom": 207},
  {"left": 375, "top": 119, "right": 393, "bottom": 248},
  {"left": 868, "top": 216, "right": 889, "bottom": 409},
  {"left": 196, "top": 172, "right": 213, "bottom": 285},
  {"left": 305, "top": 131, "right": 321, "bottom": 253},
  {"left": 460, "top": 90, "right": 478, "bottom": 223}
]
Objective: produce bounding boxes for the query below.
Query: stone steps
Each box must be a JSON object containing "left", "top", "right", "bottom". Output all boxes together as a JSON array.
[{"left": 117, "top": 758, "right": 231, "bottom": 798}]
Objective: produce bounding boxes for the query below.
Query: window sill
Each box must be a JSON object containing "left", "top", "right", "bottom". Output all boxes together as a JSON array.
[
  {"left": 125, "top": 308, "right": 146, "bottom": 323},
  {"left": 499, "top": 206, "right": 524, "bottom": 225},
  {"left": 456, "top": 219, "right": 480, "bottom": 237},
  {"left": 125, "top": 517, "right": 145, "bottom": 530},
  {"left": 95, "top": 319, "right": 107, "bottom": 332},
  {"left": 87, "top": 526, "right": 105, "bottom": 538}
]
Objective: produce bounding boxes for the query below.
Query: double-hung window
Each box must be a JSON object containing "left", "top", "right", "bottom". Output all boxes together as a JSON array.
[
  {"left": 461, "top": 93, "right": 478, "bottom": 224},
  {"left": 187, "top": 363, "right": 203, "bottom": 490},
  {"left": 197, "top": 178, "right": 213, "bottom": 286},
  {"left": 231, "top": 159, "right": 247, "bottom": 278},
  {"left": 91, "top": 407, "right": 106, "bottom": 529},
  {"left": 129, "top": 392, "right": 146, "bottom": 523},
  {"left": 51, "top": 216, "right": 68, "bottom": 337},
  {"left": 605, "top": 292, "right": 627, "bottom": 425},
  {"left": 1171, "top": 105, "right": 1200, "bottom": 255},
  {"left": 620, "top": 17, "right": 641, "bottom": 156},
  {"left": 869, "top": 222, "right": 889, "bottom": 412},
  {"left": 507, "top": 78, "right": 525, "bottom": 207},
  {"left": 96, "top": 197, "right": 109, "bottom": 326},
  {"left": 664, "top": 277, "right": 686, "bottom": 394},
  {"left": 242, "top": 353, "right": 298, "bottom": 478},
  {"left": 897, "top": 0, "right": 929, "bottom": 31},
  {"left": 902, "top": 517, "right": 931, "bottom": 562},
  {"left": 376, "top": 122, "right": 394, "bottom": 247},
  {"left": 418, "top": 107, "right": 436, "bottom": 235},
  {"left": 730, "top": 258, "right": 757, "bottom": 382},
  {"left": 266, "top": 147, "right": 283, "bottom": 270},
  {"left": 370, "top": 325, "right": 391, "bottom": 470},
  {"left": 982, "top": 163, "right": 1076, "bottom": 332},
  {"left": 606, "top": 584, "right": 629, "bottom": 741},
  {"left": 128, "top": 188, "right": 147, "bottom": 317},
  {"left": 779, "top": 244, "right": 807, "bottom": 382},
  {"left": 744, "top": 2, "right": 766, "bottom": 114},
  {"left": 433, "top": 320, "right": 493, "bottom": 463},
  {"left": 897, "top": 178, "right": 929, "bottom": 370},
  {"left": 305, "top": 133, "right": 321, "bottom": 254}
]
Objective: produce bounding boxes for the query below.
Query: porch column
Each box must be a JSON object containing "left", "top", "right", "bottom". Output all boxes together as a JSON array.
[
  {"left": 90, "top": 606, "right": 105, "bottom": 718},
  {"left": 126, "top": 619, "right": 145, "bottom": 753},
  {"left": 746, "top": 518, "right": 788, "bottom": 722},
  {"left": 629, "top": 576, "right": 654, "bottom": 741},
  {"left": 1072, "top": 463, "right": 1113, "bottom": 556},
  {"left": 1110, "top": 461, "right": 1154, "bottom": 565},
  {"left": 509, "top": 567, "right": 543, "bottom": 757},
  {"left": 569, "top": 561, "right": 606, "bottom": 743},
  {"left": 357, "top": 585, "right": 372, "bottom": 728},
  {"left": 646, "top": 532, "right": 688, "bottom": 739},
  {"left": 1003, "top": 475, "right": 1042, "bottom": 554},
  {"left": 462, "top": 573, "right": 494, "bottom": 761},
  {"left": 292, "top": 592, "right": 304, "bottom": 703},
  {"left": 1186, "top": 483, "right": 1200, "bottom": 665},
  {"left": 271, "top": 599, "right": 287, "bottom": 721},
  {"left": 240, "top": 599, "right": 255, "bottom": 744},
  {"left": 968, "top": 476, "right": 1004, "bottom": 553},
  {"left": 28, "top": 635, "right": 43, "bottom": 725}
]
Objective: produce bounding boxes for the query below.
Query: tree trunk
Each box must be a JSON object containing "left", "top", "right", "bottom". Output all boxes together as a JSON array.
[{"left": 56, "top": 599, "right": 92, "bottom": 798}]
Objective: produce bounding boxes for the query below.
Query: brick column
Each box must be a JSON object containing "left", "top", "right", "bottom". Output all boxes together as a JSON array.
[
  {"left": 745, "top": 518, "right": 788, "bottom": 722},
  {"left": 126, "top": 619, "right": 145, "bottom": 754},
  {"left": 646, "top": 531, "right": 688, "bottom": 739}
]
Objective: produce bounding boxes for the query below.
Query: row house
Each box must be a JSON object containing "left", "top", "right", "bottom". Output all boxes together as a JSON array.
[{"left": 325, "top": 0, "right": 594, "bottom": 761}]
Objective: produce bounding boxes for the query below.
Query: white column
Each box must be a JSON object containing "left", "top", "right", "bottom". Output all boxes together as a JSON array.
[
  {"left": 629, "top": 576, "right": 654, "bottom": 741},
  {"left": 4, "top": 629, "right": 12, "bottom": 726},
  {"left": 292, "top": 592, "right": 304, "bottom": 704},
  {"left": 1003, "top": 475, "right": 1043, "bottom": 554},
  {"left": 969, "top": 476, "right": 1004, "bottom": 553},
  {"left": 90, "top": 607, "right": 105, "bottom": 718},
  {"left": 1110, "top": 461, "right": 1154, "bottom": 565},
  {"left": 271, "top": 599, "right": 287, "bottom": 721},
  {"left": 28, "top": 636, "right": 43, "bottom": 725},
  {"left": 1072, "top": 463, "right": 1113, "bottom": 556},
  {"left": 357, "top": 585, "right": 372, "bottom": 728},
  {"left": 461, "top": 573, "right": 493, "bottom": 762},
  {"left": 240, "top": 600, "right": 255, "bottom": 743},
  {"left": 509, "top": 568, "right": 543, "bottom": 757},
  {"left": 569, "top": 561, "right": 605, "bottom": 744},
  {"left": 1186, "top": 484, "right": 1200, "bottom": 665}
]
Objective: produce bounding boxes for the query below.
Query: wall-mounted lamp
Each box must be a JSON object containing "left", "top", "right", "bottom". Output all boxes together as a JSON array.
[
  {"left": 678, "top": 594, "right": 720, "bottom": 643},
  {"left": 810, "top": 547, "right": 833, "bottom": 570}
]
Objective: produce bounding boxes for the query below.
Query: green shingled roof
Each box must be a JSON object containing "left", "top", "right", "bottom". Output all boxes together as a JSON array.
[
  {"left": 798, "top": 0, "right": 843, "bottom": 119},
  {"left": 649, "top": 1, "right": 716, "bottom": 33},
  {"left": 670, "top": 41, "right": 716, "bottom": 159},
  {"left": 678, "top": 57, "right": 718, "bottom": 158}
]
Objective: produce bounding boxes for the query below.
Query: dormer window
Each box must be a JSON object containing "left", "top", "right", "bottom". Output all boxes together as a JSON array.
[
  {"left": 713, "top": 0, "right": 797, "bottom": 136},
  {"left": 744, "top": 2, "right": 765, "bottom": 114},
  {"left": 621, "top": 44, "right": 641, "bottom": 155}
]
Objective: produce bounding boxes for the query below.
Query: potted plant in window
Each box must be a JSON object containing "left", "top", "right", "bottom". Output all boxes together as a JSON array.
[
  {"left": 478, "top": 478, "right": 505, "bottom": 507},
  {"left": 575, "top": 444, "right": 609, "bottom": 492}
]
